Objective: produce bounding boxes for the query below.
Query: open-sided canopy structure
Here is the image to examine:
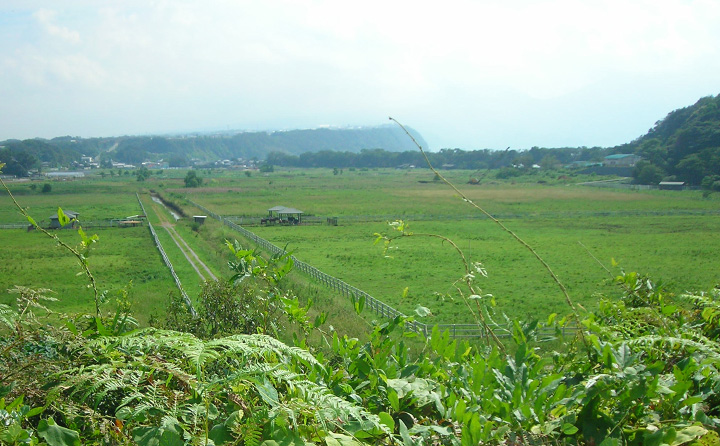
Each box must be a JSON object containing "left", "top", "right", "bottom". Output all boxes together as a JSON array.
[{"left": 267, "top": 206, "right": 304, "bottom": 224}]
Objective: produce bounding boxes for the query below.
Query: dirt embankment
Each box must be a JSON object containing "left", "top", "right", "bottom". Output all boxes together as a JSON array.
[
  {"left": 150, "top": 191, "right": 188, "bottom": 218},
  {"left": 164, "top": 187, "right": 244, "bottom": 194}
]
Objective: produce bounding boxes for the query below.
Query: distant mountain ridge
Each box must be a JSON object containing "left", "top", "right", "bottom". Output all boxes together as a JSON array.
[
  {"left": 0, "top": 125, "right": 427, "bottom": 172},
  {"left": 2, "top": 95, "right": 719, "bottom": 185}
]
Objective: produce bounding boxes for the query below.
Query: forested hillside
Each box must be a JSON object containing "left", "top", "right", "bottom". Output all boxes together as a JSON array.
[
  {"left": 625, "top": 94, "right": 720, "bottom": 186},
  {"left": 0, "top": 125, "right": 427, "bottom": 172},
  {"left": 3, "top": 95, "right": 720, "bottom": 182}
]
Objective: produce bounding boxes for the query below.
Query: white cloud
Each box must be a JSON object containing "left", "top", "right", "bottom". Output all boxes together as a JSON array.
[
  {"left": 33, "top": 8, "right": 81, "bottom": 43},
  {"left": 0, "top": 0, "right": 719, "bottom": 147}
]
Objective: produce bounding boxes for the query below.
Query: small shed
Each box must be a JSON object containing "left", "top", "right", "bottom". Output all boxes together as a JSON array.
[
  {"left": 659, "top": 181, "right": 685, "bottom": 191},
  {"left": 49, "top": 210, "right": 79, "bottom": 229},
  {"left": 267, "top": 206, "right": 304, "bottom": 224},
  {"left": 193, "top": 215, "right": 207, "bottom": 224}
]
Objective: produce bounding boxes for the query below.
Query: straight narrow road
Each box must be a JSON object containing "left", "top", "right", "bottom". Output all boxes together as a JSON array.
[{"left": 149, "top": 196, "right": 217, "bottom": 282}]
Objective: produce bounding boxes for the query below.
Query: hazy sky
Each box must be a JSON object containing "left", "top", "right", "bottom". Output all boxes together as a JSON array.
[{"left": 1, "top": 1, "right": 719, "bottom": 150}]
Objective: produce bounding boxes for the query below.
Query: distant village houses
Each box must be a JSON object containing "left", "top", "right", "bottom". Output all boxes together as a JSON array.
[{"left": 141, "top": 161, "right": 169, "bottom": 169}]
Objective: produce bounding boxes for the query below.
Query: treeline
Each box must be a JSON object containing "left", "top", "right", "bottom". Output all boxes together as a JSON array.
[
  {"left": 3, "top": 94, "right": 720, "bottom": 185},
  {"left": 266, "top": 146, "right": 611, "bottom": 170},
  {"left": 0, "top": 139, "right": 84, "bottom": 176},
  {"left": 0, "top": 126, "right": 429, "bottom": 173}
]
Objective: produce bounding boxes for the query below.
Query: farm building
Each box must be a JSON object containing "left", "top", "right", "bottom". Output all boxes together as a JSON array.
[
  {"left": 603, "top": 154, "right": 642, "bottom": 167},
  {"left": 659, "top": 181, "right": 686, "bottom": 190},
  {"left": 265, "top": 206, "right": 304, "bottom": 225},
  {"left": 49, "top": 210, "right": 79, "bottom": 229},
  {"left": 45, "top": 171, "right": 85, "bottom": 178}
]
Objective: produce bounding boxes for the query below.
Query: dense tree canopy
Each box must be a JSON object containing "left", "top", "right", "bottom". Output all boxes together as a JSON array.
[{"left": 626, "top": 93, "right": 720, "bottom": 185}]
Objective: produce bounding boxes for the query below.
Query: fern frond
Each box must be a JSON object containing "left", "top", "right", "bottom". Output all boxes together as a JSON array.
[
  {"left": 627, "top": 334, "right": 720, "bottom": 360},
  {"left": 225, "top": 333, "right": 322, "bottom": 367},
  {"left": 234, "top": 419, "right": 263, "bottom": 446},
  {"left": 0, "top": 303, "right": 17, "bottom": 330}
]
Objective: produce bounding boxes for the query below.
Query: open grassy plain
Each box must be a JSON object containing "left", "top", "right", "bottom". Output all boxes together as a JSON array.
[
  {"left": 2, "top": 168, "right": 719, "bottom": 328},
  {"left": 0, "top": 226, "right": 176, "bottom": 323},
  {"left": 175, "top": 167, "right": 720, "bottom": 323},
  {"left": 0, "top": 178, "right": 182, "bottom": 323}
]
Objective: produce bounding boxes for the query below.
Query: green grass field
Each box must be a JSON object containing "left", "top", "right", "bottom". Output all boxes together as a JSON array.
[
  {"left": 2, "top": 168, "right": 719, "bottom": 329},
  {"left": 174, "top": 168, "right": 720, "bottom": 323},
  {"left": 0, "top": 227, "right": 176, "bottom": 323}
]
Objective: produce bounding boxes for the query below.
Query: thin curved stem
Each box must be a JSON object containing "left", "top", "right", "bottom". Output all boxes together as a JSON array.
[
  {"left": 390, "top": 230, "right": 507, "bottom": 352},
  {"left": 0, "top": 177, "right": 101, "bottom": 316},
  {"left": 389, "top": 117, "right": 586, "bottom": 341}
]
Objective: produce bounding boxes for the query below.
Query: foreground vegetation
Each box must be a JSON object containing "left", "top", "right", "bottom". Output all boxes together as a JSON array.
[
  {"left": 2, "top": 231, "right": 720, "bottom": 445},
  {"left": 2, "top": 162, "right": 720, "bottom": 444}
]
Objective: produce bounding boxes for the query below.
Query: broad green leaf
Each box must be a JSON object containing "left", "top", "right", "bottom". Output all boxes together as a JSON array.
[
  {"left": 671, "top": 425, "right": 707, "bottom": 445},
  {"left": 562, "top": 423, "right": 578, "bottom": 435},
  {"left": 414, "top": 305, "right": 432, "bottom": 317},
  {"left": 133, "top": 426, "right": 183, "bottom": 446},
  {"left": 378, "top": 411, "right": 395, "bottom": 432},
  {"left": 387, "top": 387, "right": 400, "bottom": 412},
  {"left": 38, "top": 418, "right": 81, "bottom": 446},
  {"left": 57, "top": 208, "right": 70, "bottom": 227},
  {"left": 680, "top": 396, "right": 703, "bottom": 408},
  {"left": 209, "top": 423, "right": 232, "bottom": 445},
  {"left": 398, "top": 417, "right": 413, "bottom": 445},
  {"left": 26, "top": 406, "right": 44, "bottom": 417},
  {"left": 598, "top": 438, "right": 621, "bottom": 446},
  {"left": 352, "top": 294, "right": 365, "bottom": 315},
  {"left": 326, "top": 432, "right": 364, "bottom": 446},
  {"left": 255, "top": 378, "right": 280, "bottom": 407},
  {"left": 0, "top": 424, "right": 30, "bottom": 444},
  {"left": 454, "top": 398, "right": 466, "bottom": 420}
]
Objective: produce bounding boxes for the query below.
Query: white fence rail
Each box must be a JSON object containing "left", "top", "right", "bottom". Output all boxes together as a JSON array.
[{"left": 137, "top": 194, "right": 197, "bottom": 317}]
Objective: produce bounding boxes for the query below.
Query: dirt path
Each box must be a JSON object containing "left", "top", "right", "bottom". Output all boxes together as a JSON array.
[{"left": 149, "top": 197, "right": 217, "bottom": 282}]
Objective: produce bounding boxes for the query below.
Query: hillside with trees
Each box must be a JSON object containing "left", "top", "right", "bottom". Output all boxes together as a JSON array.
[
  {"left": 624, "top": 94, "right": 720, "bottom": 186},
  {"left": 0, "top": 126, "right": 428, "bottom": 172},
  {"left": 3, "top": 95, "right": 720, "bottom": 183}
]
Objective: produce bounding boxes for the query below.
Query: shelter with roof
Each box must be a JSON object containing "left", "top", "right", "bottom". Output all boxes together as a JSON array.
[
  {"left": 659, "top": 181, "right": 686, "bottom": 191},
  {"left": 265, "top": 206, "right": 304, "bottom": 225}
]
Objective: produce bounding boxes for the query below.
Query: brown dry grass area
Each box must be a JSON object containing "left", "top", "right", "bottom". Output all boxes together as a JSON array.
[
  {"left": 165, "top": 187, "right": 244, "bottom": 194},
  {"left": 392, "top": 186, "right": 654, "bottom": 203}
]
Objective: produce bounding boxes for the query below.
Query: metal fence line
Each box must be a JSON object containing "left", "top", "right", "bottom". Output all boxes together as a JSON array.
[
  {"left": 187, "top": 198, "right": 576, "bottom": 339},
  {"left": 137, "top": 193, "right": 197, "bottom": 317},
  {"left": 0, "top": 220, "right": 146, "bottom": 230},
  {"left": 219, "top": 208, "right": 720, "bottom": 227}
]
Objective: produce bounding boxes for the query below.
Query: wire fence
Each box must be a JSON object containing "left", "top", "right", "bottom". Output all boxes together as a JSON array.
[
  {"left": 188, "top": 198, "right": 577, "bottom": 339},
  {"left": 0, "top": 220, "right": 145, "bottom": 230},
  {"left": 137, "top": 193, "right": 197, "bottom": 317},
  {"left": 218, "top": 208, "right": 720, "bottom": 227}
]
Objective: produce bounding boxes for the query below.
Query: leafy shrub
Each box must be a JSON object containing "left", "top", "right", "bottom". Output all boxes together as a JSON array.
[{"left": 184, "top": 170, "right": 203, "bottom": 187}]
